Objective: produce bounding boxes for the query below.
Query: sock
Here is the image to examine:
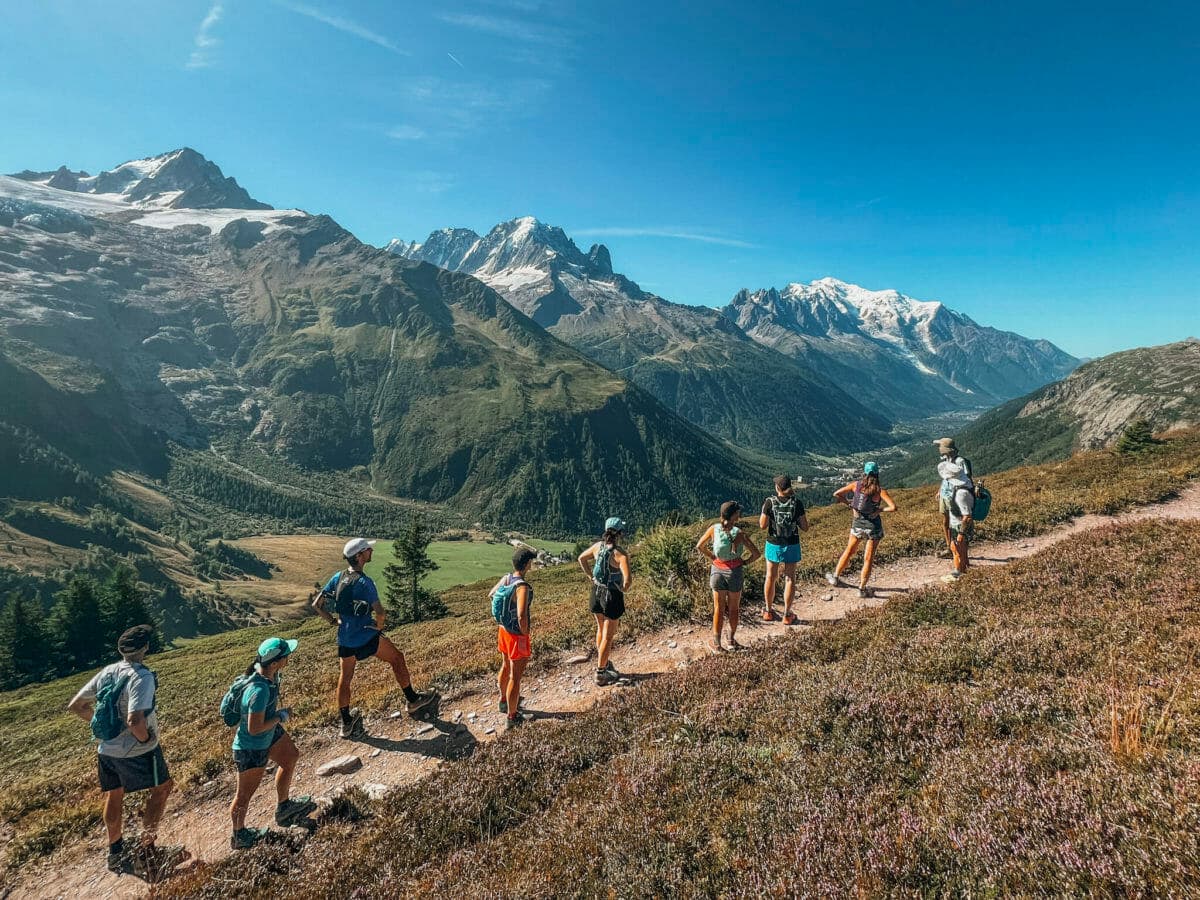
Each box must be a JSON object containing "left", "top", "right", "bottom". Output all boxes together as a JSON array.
[
  {"left": 109, "top": 838, "right": 124, "bottom": 855},
  {"left": 402, "top": 685, "right": 419, "bottom": 703},
  {"left": 339, "top": 706, "right": 352, "bottom": 724}
]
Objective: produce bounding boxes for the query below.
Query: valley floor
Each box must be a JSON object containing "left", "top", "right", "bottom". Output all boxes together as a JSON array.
[{"left": 14, "top": 484, "right": 1200, "bottom": 899}]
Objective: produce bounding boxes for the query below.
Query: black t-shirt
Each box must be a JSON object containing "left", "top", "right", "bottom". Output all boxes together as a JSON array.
[{"left": 761, "top": 494, "right": 805, "bottom": 546}]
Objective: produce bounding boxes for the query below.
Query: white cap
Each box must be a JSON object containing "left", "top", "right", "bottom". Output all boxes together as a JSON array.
[{"left": 343, "top": 538, "right": 376, "bottom": 559}]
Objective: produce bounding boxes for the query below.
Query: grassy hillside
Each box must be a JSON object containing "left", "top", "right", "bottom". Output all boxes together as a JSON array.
[
  {"left": 365, "top": 537, "right": 575, "bottom": 595},
  {"left": 888, "top": 339, "right": 1200, "bottom": 485},
  {"left": 170, "top": 517, "right": 1200, "bottom": 897},
  {"left": 1, "top": 431, "right": 1197, "bottom": 882}
]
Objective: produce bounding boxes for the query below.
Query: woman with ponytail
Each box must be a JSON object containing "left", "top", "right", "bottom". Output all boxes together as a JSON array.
[
  {"left": 825, "top": 462, "right": 896, "bottom": 599},
  {"left": 696, "top": 501, "right": 760, "bottom": 652},
  {"left": 577, "top": 516, "right": 633, "bottom": 686},
  {"left": 229, "top": 637, "right": 314, "bottom": 850}
]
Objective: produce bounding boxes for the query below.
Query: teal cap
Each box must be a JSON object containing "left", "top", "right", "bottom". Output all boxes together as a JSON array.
[
  {"left": 863, "top": 461, "right": 879, "bottom": 475},
  {"left": 257, "top": 637, "right": 298, "bottom": 664},
  {"left": 604, "top": 516, "right": 627, "bottom": 532}
]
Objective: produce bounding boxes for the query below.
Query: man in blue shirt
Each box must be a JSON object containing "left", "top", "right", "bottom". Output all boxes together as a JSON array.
[{"left": 313, "top": 537, "right": 437, "bottom": 738}]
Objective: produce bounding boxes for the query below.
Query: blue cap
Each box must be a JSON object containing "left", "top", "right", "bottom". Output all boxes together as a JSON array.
[
  {"left": 863, "top": 461, "right": 879, "bottom": 475},
  {"left": 604, "top": 516, "right": 627, "bottom": 532},
  {"left": 257, "top": 637, "right": 298, "bottom": 664}
]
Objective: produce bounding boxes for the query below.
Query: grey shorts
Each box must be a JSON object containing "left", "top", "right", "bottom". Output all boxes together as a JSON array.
[
  {"left": 851, "top": 515, "right": 884, "bottom": 541},
  {"left": 709, "top": 565, "right": 745, "bottom": 593},
  {"left": 97, "top": 745, "right": 171, "bottom": 793}
]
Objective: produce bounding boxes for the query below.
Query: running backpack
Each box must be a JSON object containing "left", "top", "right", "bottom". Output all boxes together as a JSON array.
[
  {"left": 768, "top": 496, "right": 801, "bottom": 541},
  {"left": 332, "top": 569, "right": 367, "bottom": 617},
  {"left": 220, "top": 674, "right": 256, "bottom": 727},
  {"left": 490, "top": 576, "right": 526, "bottom": 636},
  {"left": 592, "top": 543, "right": 616, "bottom": 586},
  {"left": 849, "top": 481, "right": 881, "bottom": 517},
  {"left": 90, "top": 672, "right": 131, "bottom": 742},
  {"left": 972, "top": 483, "right": 993, "bottom": 522}
]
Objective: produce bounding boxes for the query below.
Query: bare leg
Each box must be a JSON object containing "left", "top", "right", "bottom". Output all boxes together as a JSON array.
[
  {"left": 951, "top": 531, "right": 968, "bottom": 573},
  {"left": 594, "top": 614, "right": 604, "bottom": 658},
  {"left": 595, "top": 614, "right": 618, "bottom": 669},
  {"left": 230, "top": 768, "right": 265, "bottom": 832},
  {"left": 337, "top": 656, "right": 357, "bottom": 709},
  {"left": 498, "top": 656, "right": 511, "bottom": 702},
  {"left": 834, "top": 535, "right": 862, "bottom": 578},
  {"left": 711, "top": 590, "right": 725, "bottom": 648},
  {"left": 141, "top": 779, "right": 173, "bottom": 843},
  {"left": 506, "top": 657, "right": 527, "bottom": 714},
  {"left": 727, "top": 591, "right": 741, "bottom": 645},
  {"left": 103, "top": 788, "right": 125, "bottom": 845},
  {"left": 861, "top": 539, "right": 879, "bottom": 586},
  {"left": 763, "top": 560, "right": 779, "bottom": 616},
  {"left": 782, "top": 562, "right": 797, "bottom": 618},
  {"left": 374, "top": 635, "right": 413, "bottom": 689},
  {"left": 269, "top": 733, "right": 299, "bottom": 803}
]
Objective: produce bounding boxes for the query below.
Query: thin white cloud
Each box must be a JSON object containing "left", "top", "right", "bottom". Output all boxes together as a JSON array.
[
  {"left": 272, "top": 0, "right": 407, "bottom": 54},
  {"left": 439, "top": 12, "right": 569, "bottom": 45},
  {"left": 573, "top": 228, "right": 758, "bottom": 249},
  {"left": 447, "top": 51, "right": 465, "bottom": 68},
  {"left": 186, "top": 2, "right": 224, "bottom": 70},
  {"left": 408, "top": 171, "right": 456, "bottom": 194},
  {"left": 387, "top": 124, "right": 427, "bottom": 141}
]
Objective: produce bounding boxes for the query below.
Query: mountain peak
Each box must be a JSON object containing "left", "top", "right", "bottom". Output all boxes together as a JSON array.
[{"left": 9, "top": 148, "right": 271, "bottom": 211}]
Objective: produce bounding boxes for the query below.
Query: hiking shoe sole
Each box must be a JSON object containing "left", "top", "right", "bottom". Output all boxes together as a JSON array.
[{"left": 406, "top": 691, "right": 438, "bottom": 716}]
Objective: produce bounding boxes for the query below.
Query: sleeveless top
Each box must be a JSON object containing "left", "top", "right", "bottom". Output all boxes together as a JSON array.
[
  {"left": 851, "top": 480, "right": 882, "bottom": 520},
  {"left": 712, "top": 525, "right": 742, "bottom": 569}
]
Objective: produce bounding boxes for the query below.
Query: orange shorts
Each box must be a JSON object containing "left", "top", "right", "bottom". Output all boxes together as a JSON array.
[{"left": 497, "top": 628, "right": 531, "bottom": 661}]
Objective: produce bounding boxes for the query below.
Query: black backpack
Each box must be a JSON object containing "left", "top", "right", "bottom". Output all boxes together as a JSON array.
[
  {"left": 332, "top": 569, "right": 369, "bottom": 617},
  {"left": 768, "top": 495, "right": 801, "bottom": 541}
]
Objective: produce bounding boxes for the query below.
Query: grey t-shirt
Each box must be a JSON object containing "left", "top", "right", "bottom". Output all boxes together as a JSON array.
[{"left": 72, "top": 660, "right": 160, "bottom": 758}]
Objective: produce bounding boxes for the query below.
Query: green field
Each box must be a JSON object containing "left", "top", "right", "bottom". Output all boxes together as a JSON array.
[{"left": 365, "top": 538, "right": 576, "bottom": 596}]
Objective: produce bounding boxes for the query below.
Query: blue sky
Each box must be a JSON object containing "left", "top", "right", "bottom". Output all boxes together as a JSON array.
[{"left": 2, "top": 1, "right": 1197, "bottom": 359}]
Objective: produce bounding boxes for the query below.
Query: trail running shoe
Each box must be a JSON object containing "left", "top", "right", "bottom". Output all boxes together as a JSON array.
[
  {"left": 941, "top": 572, "right": 962, "bottom": 583},
  {"left": 858, "top": 586, "right": 874, "bottom": 599},
  {"left": 824, "top": 572, "right": 843, "bottom": 588},
  {"left": 505, "top": 713, "right": 530, "bottom": 730},
  {"left": 231, "top": 827, "right": 270, "bottom": 850},
  {"left": 595, "top": 667, "right": 616, "bottom": 686},
  {"left": 762, "top": 608, "right": 777, "bottom": 622},
  {"left": 498, "top": 695, "right": 523, "bottom": 714},
  {"left": 275, "top": 796, "right": 317, "bottom": 826},
  {"left": 339, "top": 709, "right": 364, "bottom": 739},
  {"left": 406, "top": 690, "right": 438, "bottom": 716},
  {"left": 783, "top": 612, "right": 798, "bottom": 625},
  {"left": 107, "top": 849, "right": 136, "bottom": 876}
]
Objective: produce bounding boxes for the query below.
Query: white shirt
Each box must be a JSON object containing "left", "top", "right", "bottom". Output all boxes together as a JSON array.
[{"left": 72, "top": 660, "right": 160, "bottom": 758}]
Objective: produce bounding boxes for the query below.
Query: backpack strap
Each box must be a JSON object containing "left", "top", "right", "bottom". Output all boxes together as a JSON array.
[{"left": 333, "top": 567, "right": 362, "bottom": 609}]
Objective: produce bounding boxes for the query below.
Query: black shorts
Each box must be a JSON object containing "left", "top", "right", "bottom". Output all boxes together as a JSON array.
[
  {"left": 590, "top": 583, "right": 625, "bottom": 620},
  {"left": 233, "top": 725, "right": 286, "bottom": 772},
  {"left": 338, "top": 632, "right": 381, "bottom": 660},
  {"left": 97, "top": 745, "right": 171, "bottom": 793}
]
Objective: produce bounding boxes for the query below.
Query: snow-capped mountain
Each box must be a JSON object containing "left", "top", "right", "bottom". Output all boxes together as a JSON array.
[
  {"left": 724, "top": 278, "right": 1080, "bottom": 418},
  {"left": 390, "top": 219, "right": 893, "bottom": 453},
  {"left": 10, "top": 148, "right": 272, "bottom": 211},
  {"left": 2, "top": 150, "right": 304, "bottom": 238}
]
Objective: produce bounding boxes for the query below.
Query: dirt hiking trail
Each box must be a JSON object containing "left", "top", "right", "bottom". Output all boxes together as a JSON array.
[{"left": 15, "top": 486, "right": 1200, "bottom": 899}]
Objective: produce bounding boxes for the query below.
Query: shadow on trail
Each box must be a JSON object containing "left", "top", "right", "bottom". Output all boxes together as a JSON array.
[
  {"left": 349, "top": 709, "right": 479, "bottom": 762},
  {"left": 527, "top": 709, "right": 580, "bottom": 722}
]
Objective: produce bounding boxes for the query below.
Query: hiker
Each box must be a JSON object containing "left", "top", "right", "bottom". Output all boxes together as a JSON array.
[
  {"left": 578, "top": 517, "right": 633, "bottom": 685},
  {"left": 696, "top": 501, "right": 761, "bottom": 651},
  {"left": 826, "top": 462, "right": 897, "bottom": 598},
  {"left": 490, "top": 548, "right": 537, "bottom": 729},
  {"left": 760, "top": 475, "right": 809, "bottom": 624},
  {"left": 935, "top": 438, "right": 975, "bottom": 580},
  {"left": 66, "top": 625, "right": 174, "bottom": 877},
  {"left": 228, "top": 637, "right": 315, "bottom": 849},
  {"left": 312, "top": 538, "right": 437, "bottom": 738}
]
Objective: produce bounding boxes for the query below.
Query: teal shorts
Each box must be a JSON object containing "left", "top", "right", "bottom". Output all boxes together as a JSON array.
[{"left": 764, "top": 542, "right": 800, "bottom": 564}]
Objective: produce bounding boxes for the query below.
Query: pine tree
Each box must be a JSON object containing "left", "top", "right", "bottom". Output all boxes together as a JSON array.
[
  {"left": 1116, "top": 419, "right": 1156, "bottom": 454},
  {"left": 47, "top": 576, "right": 105, "bottom": 674},
  {"left": 99, "top": 566, "right": 157, "bottom": 653},
  {"left": 383, "top": 518, "right": 445, "bottom": 624},
  {"left": 0, "top": 594, "right": 51, "bottom": 690}
]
